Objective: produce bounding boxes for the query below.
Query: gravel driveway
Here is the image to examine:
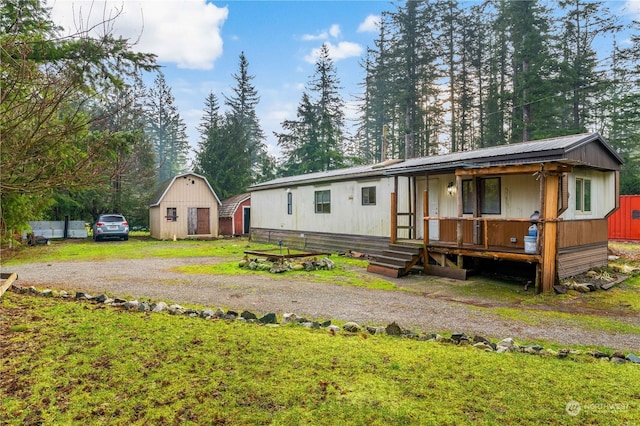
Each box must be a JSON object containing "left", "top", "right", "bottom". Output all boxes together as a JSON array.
[{"left": 7, "top": 256, "right": 640, "bottom": 351}]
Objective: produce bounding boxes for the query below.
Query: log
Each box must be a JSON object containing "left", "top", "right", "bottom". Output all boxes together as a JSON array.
[{"left": 0, "top": 272, "right": 18, "bottom": 298}]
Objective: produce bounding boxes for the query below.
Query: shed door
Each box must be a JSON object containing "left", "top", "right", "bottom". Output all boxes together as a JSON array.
[
  {"left": 188, "top": 208, "right": 210, "bottom": 235},
  {"left": 243, "top": 207, "right": 250, "bottom": 234}
]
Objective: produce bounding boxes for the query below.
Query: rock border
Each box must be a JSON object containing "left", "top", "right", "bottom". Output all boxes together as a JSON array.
[{"left": 9, "top": 283, "right": 640, "bottom": 366}]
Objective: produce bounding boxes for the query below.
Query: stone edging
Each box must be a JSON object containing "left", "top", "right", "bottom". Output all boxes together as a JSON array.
[{"left": 9, "top": 283, "right": 640, "bottom": 366}]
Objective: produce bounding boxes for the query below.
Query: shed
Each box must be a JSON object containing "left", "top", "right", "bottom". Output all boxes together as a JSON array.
[
  {"left": 149, "top": 173, "right": 221, "bottom": 240},
  {"left": 250, "top": 133, "right": 623, "bottom": 292},
  {"left": 608, "top": 195, "right": 640, "bottom": 241},
  {"left": 219, "top": 193, "right": 251, "bottom": 236}
]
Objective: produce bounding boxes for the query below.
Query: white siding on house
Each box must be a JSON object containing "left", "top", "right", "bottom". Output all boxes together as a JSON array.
[
  {"left": 252, "top": 168, "right": 617, "bottom": 241},
  {"left": 561, "top": 169, "right": 616, "bottom": 220},
  {"left": 251, "top": 177, "right": 409, "bottom": 237},
  {"left": 417, "top": 174, "right": 541, "bottom": 220}
]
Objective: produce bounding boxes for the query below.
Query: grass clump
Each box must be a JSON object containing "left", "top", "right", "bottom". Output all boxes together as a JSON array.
[{"left": 1, "top": 292, "right": 639, "bottom": 425}]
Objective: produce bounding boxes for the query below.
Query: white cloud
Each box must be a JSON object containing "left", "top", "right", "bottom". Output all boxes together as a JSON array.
[
  {"left": 358, "top": 14, "right": 380, "bottom": 33},
  {"left": 46, "top": 0, "right": 228, "bottom": 70},
  {"left": 302, "top": 23, "right": 341, "bottom": 41},
  {"left": 625, "top": 0, "right": 640, "bottom": 15},
  {"left": 302, "top": 31, "right": 329, "bottom": 41},
  {"left": 304, "top": 41, "right": 363, "bottom": 63}
]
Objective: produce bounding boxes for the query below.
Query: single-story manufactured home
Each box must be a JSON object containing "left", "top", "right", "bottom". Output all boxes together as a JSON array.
[
  {"left": 249, "top": 133, "right": 623, "bottom": 293},
  {"left": 219, "top": 193, "right": 251, "bottom": 236},
  {"left": 149, "top": 172, "right": 221, "bottom": 240}
]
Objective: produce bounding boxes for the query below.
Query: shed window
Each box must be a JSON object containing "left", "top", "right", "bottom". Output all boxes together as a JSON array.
[
  {"left": 576, "top": 178, "right": 591, "bottom": 212},
  {"left": 166, "top": 207, "right": 177, "bottom": 221},
  {"left": 287, "top": 192, "right": 293, "bottom": 215},
  {"left": 362, "top": 187, "right": 376, "bottom": 205},
  {"left": 479, "top": 177, "right": 501, "bottom": 214},
  {"left": 314, "top": 190, "right": 331, "bottom": 214}
]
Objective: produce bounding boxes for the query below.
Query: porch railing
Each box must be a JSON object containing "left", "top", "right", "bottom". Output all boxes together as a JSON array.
[{"left": 422, "top": 216, "right": 552, "bottom": 251}]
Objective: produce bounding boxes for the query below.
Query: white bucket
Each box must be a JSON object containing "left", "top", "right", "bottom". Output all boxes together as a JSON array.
[{"left": 524, "top": 236, "right": 537, "bottom": 254}]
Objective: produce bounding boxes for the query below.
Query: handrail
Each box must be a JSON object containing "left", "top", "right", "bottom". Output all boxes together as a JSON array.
[{"left": 423, "top": 216, "right": 562, "bottom": 223}]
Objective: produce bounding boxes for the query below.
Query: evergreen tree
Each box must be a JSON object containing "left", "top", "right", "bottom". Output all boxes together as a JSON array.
[
  {"left": 145, "top": 71, "right": 189, "bottom": 184},
  {"left": 277, "top": 93, "right": 320, "bottom": 176},
  {"left": 355, "top": 14, "right": 395, "bottom": 162},
  {"left": 557, "top": 0, "right": 622, "bottom": 134},
  {"left": 277, "top": 44, "right": 347, "bottom": 174},
  {"left": 224, "top": 52, "right": 275, "bottom": 184},
  {"left": 607, "top": 21, "right": 640, "bottom": 194},
  {"left": 504, "top": 0, "right": 554, "bottom": 142}
]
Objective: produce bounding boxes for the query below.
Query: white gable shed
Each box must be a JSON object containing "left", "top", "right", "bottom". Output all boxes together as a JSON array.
[{"left": 149, "top": 173, "right": 221, "bottom": 240}]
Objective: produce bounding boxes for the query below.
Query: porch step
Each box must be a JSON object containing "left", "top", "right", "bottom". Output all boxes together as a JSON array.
[
  {"left": 367, "top": 262, "right": 402, "bottom": 278},
  {"left": 381, "top": 249, "right": 417, "bottom": 260},
  {"left": 368, "top": 244, "right": 424, "bottom": 278}
]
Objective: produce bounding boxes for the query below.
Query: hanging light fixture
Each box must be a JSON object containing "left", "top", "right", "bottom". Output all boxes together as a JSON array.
[{"left": 447, "top": 182, "right": 457, "bottom": 196}]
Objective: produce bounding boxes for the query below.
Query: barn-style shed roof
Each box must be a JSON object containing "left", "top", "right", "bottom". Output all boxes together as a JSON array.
[
  {"left": 150, "top": 172, "right": 221, "bottom": 207},
  {"left": 219, "top": 193, "right": 250, "bottom": 218}
]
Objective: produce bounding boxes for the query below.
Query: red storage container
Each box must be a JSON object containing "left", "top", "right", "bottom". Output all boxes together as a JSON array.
[{"left": 608, "top": 195, "right": 640, "bottom": 240}]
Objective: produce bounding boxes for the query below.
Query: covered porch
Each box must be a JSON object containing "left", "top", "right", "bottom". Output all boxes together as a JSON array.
[{"left": 383, "top": 163, "right": 571, "bottom": 293}]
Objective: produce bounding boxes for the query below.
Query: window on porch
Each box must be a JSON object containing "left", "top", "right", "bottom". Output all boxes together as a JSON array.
[
  {"left": 462, "top": 178, "right": 501, "bottom": 214},
  {"left": 576, "top": 177, "right": 591, "bottom": 212}
]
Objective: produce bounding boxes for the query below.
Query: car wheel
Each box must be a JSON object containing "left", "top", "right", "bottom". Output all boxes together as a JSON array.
[
  {"left": 95, "top": 235, "right": 101, "bottom": 242},
  {"left": 123, "top": 235, "right": 129, "bottom": 241}
]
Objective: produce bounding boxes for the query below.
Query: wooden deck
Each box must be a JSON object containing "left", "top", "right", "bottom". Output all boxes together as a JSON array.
[{"left": 396, "top": 239, "right": 542, "bottom": 264}]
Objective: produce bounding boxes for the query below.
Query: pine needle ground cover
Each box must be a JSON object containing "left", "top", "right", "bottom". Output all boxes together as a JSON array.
[{"left": 1, "top": 292, "right": 639, "bottom": 425}]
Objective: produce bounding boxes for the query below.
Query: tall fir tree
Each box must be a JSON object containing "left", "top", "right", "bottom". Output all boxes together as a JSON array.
[
  {"left": 224, "top": 52, "right": 275, "bottom": 185},
  {"left": 504, "top": 0, "right": 554, "bottom": 142},
  {"left": 556, "top": 0, "right": 622, "bottom": 134},
  {"left": 277, "top": 44, "right": 347, "bottom": 175},
  {"left": 145, "top": 71, "right": 189, "bottom": 184},
  {"left": 607, "top": 21, "right": 640, "bottom": 194},
  {"left": 193, "top": 91, "right": 222, "bottom": 189}
]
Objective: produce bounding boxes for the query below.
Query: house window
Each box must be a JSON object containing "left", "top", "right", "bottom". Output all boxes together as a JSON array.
[
  {"left": 479, "top": 177, "right": 501, "bottom": 214},
  {"left": 462, "top": 180, "right": 474, "bottom": 214},
  {"left": 314, "top": 190, "right": 331, "bottom": 213},
  {"left": 575, "top": 178, "right": 591, "bottom": 212},
  {"left": 166, "top": 207, "right": 177, "bottom": 221},
  {"left": 362, "top": 186, "right": 376, "bottom": 205},
  {"left": 287, "top": 192, "right": 293, "bottom": 215}
]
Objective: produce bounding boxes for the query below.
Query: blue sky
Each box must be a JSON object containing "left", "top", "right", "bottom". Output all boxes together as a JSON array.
[{"left": 47, "top": 0, "right": 639, "bottom": 160}]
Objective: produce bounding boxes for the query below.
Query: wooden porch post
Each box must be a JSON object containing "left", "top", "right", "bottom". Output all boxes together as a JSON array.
[
  {"left": 456, "top": 174, "right": 464, "bottom": 267},
  {"left": 391, "top": 176, "right": 398, "bottom": 244},
  {"left": 540, "top": 173, "right": 559, "bottom": 293},
  {"left": 423, "top": 175, "right": 429, "bottom": 271}
]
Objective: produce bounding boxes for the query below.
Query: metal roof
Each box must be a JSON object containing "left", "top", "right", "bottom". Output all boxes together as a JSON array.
[
  {"left": 250, "top": 133, "right": 622, "bottom": 190},
  {"left": 384, "top": 132, "right": 622, "bottom": 175},
  {"left": 249, "top": 160, "right": 400, "bottom": 191}
]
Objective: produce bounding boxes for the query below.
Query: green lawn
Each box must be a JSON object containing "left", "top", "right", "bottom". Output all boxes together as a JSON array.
[
  {"left": 1, "top": 292, "right": 638, "bottom": 425},
  {"left": 1, "top": 238, "right": 267, "bottom": 264}
]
